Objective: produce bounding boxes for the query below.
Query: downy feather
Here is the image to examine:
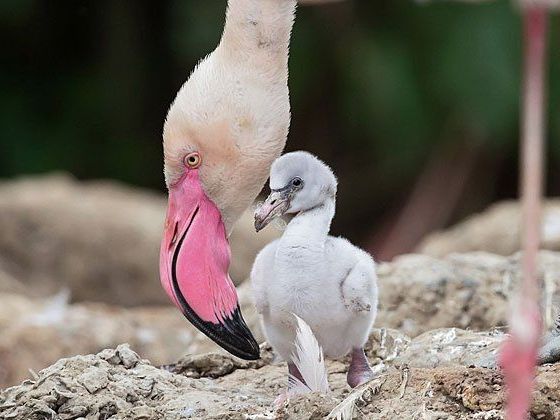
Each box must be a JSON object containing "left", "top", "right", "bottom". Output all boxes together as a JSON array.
[{"left": 288, "top": 314, "right": 330, "bottom": 394}]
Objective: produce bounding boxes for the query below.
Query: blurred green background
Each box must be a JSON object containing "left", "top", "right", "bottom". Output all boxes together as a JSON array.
[{"left": 1, "top": 0, "right": 558, "bottom": 258}]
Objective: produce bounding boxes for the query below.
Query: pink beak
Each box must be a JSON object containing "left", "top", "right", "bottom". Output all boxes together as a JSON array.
[{"left": 160, "top": 170, "right": 259, "bottom": 360}]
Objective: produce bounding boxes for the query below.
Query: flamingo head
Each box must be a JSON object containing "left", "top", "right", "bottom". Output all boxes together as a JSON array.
[{"left": 159, "top": 74, "right": 265, "bottom": 360}]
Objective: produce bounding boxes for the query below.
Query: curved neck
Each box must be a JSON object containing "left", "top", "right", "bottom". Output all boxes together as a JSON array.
[
  {"left": 282, "top": 198, "right": 336, "bottom": 246},
  {"left": 219, "top": 0, "right": 296, "bottom": 72}
]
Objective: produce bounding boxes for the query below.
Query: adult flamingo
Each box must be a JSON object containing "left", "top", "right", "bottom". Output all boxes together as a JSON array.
[{"left": 159, "top": 0, "right": 297, "bottom": 360}]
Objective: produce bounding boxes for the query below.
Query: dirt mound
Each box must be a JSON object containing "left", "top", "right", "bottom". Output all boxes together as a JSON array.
[
  {"left": 2, "top": 334, "right": 559, "bottom": 420},
  {"left": 0, "top": 282, "right": 263, "bottom": 390},
  {"left": 0, "top": 174, "right": 279, "bottom": 306},
  {"left": 0, "top": 344, "right": 282, "bottom": 420},
  {"left": 377, "top": 251, "right": 560, "bottom": 337},
  {"left": 418, "top": 200, "right": 560, "bottom": 257}
]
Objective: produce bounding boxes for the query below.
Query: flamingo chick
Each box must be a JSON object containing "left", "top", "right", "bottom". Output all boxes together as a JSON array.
[{"left": 251, "top": 151, "right": 378, "bottom": 388}]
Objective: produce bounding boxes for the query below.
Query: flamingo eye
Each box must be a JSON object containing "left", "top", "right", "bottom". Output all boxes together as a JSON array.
[
  {"left": 292, "top": 177, "right": 303, "bottom": 188},
  {"left": 184, "top": 152, "right": 201, "bottom": 169}
]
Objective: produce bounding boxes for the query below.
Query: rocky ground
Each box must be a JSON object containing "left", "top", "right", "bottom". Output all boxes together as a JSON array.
[
  {"left": 2, "top": 250, "right": 560, "bottom": 418},
  {"left": 1, "top": 175, "right": 560, "bottom": 419},
  {"left": 3, "top": 250, "right": 560, "bottom": 391},
  {"left": 1, "top": 329, "right": 558, "bottom": 419},
  {"left": 418, "top": 200, "right": 560, "bottom": 257}
]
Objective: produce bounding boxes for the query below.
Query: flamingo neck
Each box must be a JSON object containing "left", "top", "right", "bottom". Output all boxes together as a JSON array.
[
  {"left": 219, "top": 0, "right": 297, "bottom": 72},
  {"left": 282, "top": 198, "right": 335, "bottom": 247}
]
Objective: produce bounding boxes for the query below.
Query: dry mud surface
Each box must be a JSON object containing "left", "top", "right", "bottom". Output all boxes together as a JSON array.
[{"left": 1, "top": 330, "right": 559, "bottom": 420}]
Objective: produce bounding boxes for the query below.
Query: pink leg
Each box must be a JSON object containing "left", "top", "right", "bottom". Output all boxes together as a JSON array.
[
  {"left": 274, "top": 392, "right": 289, "bottom": 408},
  {"left": 347, "top": 347, "right": 374, "bottom": 388},
  {"left": 274, "top": 363, "right": 307, "bottom": 408}
]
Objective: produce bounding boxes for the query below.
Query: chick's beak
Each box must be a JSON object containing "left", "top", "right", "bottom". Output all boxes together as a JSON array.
[{"left": 254, "top": 191, "right": 290, "bottom": 232}]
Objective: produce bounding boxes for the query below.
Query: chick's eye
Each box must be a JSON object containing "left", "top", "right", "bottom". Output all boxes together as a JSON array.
[
  {"left": 292, "top": 177, "right": 303, "bottom": 187},
  {"left": 184, "top": 152, "right": 201, "bottom": 169}
]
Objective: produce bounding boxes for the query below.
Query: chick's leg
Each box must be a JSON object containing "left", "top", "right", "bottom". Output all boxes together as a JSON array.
[{"left": 347, "top": 347, "right": 374, "bottom": 388}]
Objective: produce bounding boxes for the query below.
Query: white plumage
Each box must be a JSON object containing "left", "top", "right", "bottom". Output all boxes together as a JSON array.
[{"left": 251, "top": 151, "right": 378, "bottom": 389}]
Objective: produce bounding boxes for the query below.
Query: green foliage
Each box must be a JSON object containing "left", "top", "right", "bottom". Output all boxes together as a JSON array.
[{"left": 0, "top": 0, "right": 559, "bottom": 243}]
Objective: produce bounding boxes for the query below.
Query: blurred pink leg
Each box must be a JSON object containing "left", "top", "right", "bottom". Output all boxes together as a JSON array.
[{"left": 501, "top": 7, "right": 548, "bottom": 420}]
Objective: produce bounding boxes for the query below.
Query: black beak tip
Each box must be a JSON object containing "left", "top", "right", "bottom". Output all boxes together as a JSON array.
[
  {"left": 218, "top": 309, "right": 261, "bottom": 360},
  {"left": 232, "top": 340, "right": 261, "bottom": 360},
  {"left": 180, "top": 303, "right": 261, "bottom": 360}
]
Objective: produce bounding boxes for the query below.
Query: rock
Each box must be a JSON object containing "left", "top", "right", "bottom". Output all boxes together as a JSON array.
[
  {"left": 365, "top": 328, "right": 505, "bottom": 369},
  {"left": 539, "top": 335, "right": 560, "bottom": 365},
  {"left": 418, "top": 200, "right": 560, "bottom": 257},
  {"left": 2, "top": 341, "right": 560, "bottom": 419},
  {"left": 0, "top": 173, "right": 279, "bottom": 306},
  {"left": 116, "top": 344, "right": 142, "bottom": 369},
  {"left": 78, "top": 367, "right": 109, "bottom": 393},
  {"left": 376, "top": 251, "right": 560, "bottom": 337},
  {"left": 399, "top": 328, "right": 504, "bottom": 369},
  {"left": 167, "top": 344, "right": 274, "bottom": 379},
  {"left": 365, "top": 328, "right": 411, "bottom": 363}
]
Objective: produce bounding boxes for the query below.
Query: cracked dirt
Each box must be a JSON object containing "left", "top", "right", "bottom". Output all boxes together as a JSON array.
[{"left": 2, "top": 327, "right": 559, "bottom": 420}]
